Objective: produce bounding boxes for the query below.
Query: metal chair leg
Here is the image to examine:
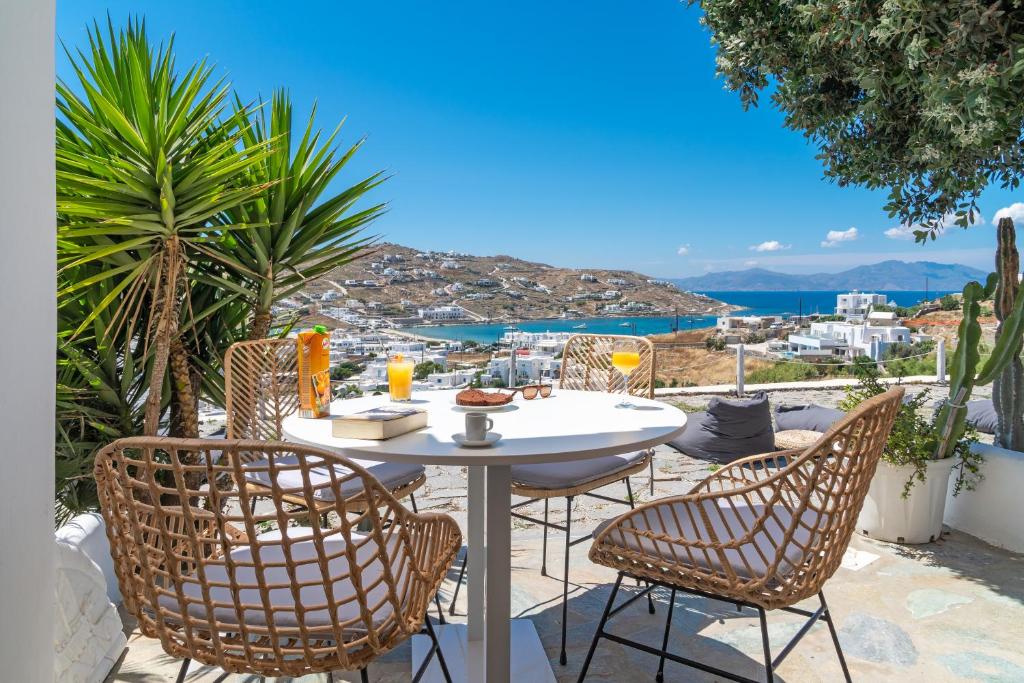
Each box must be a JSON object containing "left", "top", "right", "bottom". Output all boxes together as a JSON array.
[
  {"left": 434, "top": 593, "right": 446, "bottom": 624},
  {"left": 175, "top": 658, "right": 191, "bottom": 683},
  {"left": 758, "top": 607, "right": 773, "bottom": 682},
  {"left": 560, "top": 495, "right": 573, "bottom": 666},
  {"left": 409, "top": 491, "right": 419, "bottom": 513},
  {"left": 418, "top": 612, "right": 453, "bottom": 683},
  {"left": 448, "top": 551, "right": 467, "bottom": 616},
  {"left": 625, "top": 476, "right": 635, "bottom": 507},
  {"left": 360, "top": 667, "right": 369, "bottom": 683},
  {"left": 649, "top": 455, "right": 655, "bottom": 496},
  {"left": 541, "top": 497, "right": 549, "bottom": 576},
  {"left": 576, "top": 572, "right": 623, "bottom": 683},
  {"left": 327, "top": 672, "right": 335, "bottom": 683},
  {"left": 655, "top": 587, "right": 676, "bottom": 683},
  {"left": 819, "top": 591, "right": 852, "bottom": 682}
]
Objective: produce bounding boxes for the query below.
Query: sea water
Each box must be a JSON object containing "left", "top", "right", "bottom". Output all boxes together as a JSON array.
[{"left": 401, "top": 290, "right": 953, "bottom": 344}]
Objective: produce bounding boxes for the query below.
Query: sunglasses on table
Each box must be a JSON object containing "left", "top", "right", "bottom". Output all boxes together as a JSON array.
[{"left": 510, "top": 384, "right": 552, "bottom": 400}]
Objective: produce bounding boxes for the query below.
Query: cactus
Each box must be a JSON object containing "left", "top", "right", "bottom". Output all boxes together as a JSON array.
[
  {"left": 935, "top": 271, "right": 1024, "bottom": 460},
  {"left": 992, "top": 217, "right": 1024, "bottom": 450}
]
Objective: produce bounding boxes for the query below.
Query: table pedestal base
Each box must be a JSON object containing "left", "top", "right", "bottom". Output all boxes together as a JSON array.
[{"left": 410, "top": 621, "right": 556, "bottom": 683}]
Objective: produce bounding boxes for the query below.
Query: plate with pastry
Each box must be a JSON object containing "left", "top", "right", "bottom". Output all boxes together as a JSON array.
[{"left": 452, "top": 388, "right": 518, "bottom": 412}]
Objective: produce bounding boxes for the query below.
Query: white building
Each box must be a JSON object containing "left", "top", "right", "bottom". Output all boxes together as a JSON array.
[
  {"left": 417, "top": 305, "right": 466, "bottom": 321},
  {"left": 607, "top": 278, "right": 628, "bottom": 286},
  {"left": 500, "top": 330, "right": 574, "bottom": 354},
  {"left": 440, "top": 260, "right": 461, "bottom": 270},
  {"left": 716, "top": 315, "right": 783, "bottom": 332},
  {"left": 579, "top": 273, "right": 597, "bottom": 282},
  {"left": 787, "top": 320, "right": 912, "bottom": 361},
  {"left": 603, "top": 290, "right": 621, "bottom": 300},
  {"left": 835, "top": 291, "right": 887, "bottom": 320},
  {"left": 486, "top": 353, "right": 562, "bottom": 385}
]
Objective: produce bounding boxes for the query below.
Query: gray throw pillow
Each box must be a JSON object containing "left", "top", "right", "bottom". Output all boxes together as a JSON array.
[
  {"left": 966, "top": 399, "right": 997, "bottom": 434},
  {"left": 669, "top": 392, "right": 775, "bottom": 463},
  {"left": 774, "top": 404, "right": 845, "bottom": 433}
]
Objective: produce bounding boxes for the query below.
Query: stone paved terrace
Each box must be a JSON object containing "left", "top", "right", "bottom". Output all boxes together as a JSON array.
[{"left": 109, "top": 385, "right": 1023, "bottom": 682}]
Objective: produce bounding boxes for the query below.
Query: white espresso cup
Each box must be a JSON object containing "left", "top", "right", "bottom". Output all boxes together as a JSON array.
[{"left": 465, "top": 412, "right": 494, "bottom": 441}]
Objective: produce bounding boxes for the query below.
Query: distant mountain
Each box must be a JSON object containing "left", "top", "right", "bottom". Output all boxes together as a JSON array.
[{"left": 671, "top": 260, "right": 988, "bottom": 292}]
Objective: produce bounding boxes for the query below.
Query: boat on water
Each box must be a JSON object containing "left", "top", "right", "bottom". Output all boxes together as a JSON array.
[
  {"left": 572, "top": 323, "right": 586, "bottom": 329},
  {"left": 619, "top": 321, "right": 631, "bottom": 327}
]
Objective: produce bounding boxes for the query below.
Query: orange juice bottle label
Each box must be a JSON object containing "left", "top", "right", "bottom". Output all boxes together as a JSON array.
[{"left": 297, "top": 325, "right": 332, "bottom": 418}]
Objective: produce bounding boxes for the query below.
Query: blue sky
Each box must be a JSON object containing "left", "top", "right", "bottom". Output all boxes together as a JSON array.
[{"left": 57, "top": 1, "right": 1018, "bottom": 278}]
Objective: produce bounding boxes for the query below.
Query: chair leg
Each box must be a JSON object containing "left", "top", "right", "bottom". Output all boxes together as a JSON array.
[
  {"left": 625, "top": 476, "right": 635, "bottom": 507},
  {"left": 758, "top": 607, "right": 773, "bottom": 682},
  {"left": 819, "top": 591, "right": 852, "bottom": 682},
  {"left": 417, "top": 612, "right": 453, "bottom": 683},
  {"left": 448, "top": 551, "right": 467, "bottom": 616},
  {"left": 649, "top": 455, "right": 655, "bottom": 497},
  {"left": 434, "top": 593, "right": 446, "bottom": 624},
  {"left": 409, "top": 491, "right": 419, "bottom": 513},
  {"left": 655, "top": 588, "right": 676, "bottom": 683},
  {"left": 328, "top": 672, "right": 335, "bottom": 683},
  {"left": 541, "top": 497, "right": 549, "bottom": 577},
  {"left": 576, "top": 572, "right": 623, "bottom": 683},
  {"left": 360, "top": 668, "right": 369, "bottom": 683},
  {"left": 559, "top": 495, "right": 573, "bottom": 666},
  {"left": 249, "top": 495, "right": 258, "bottom": 515},
  {"left": 175, "top": 658, "right": 191, "bottom": 683}
]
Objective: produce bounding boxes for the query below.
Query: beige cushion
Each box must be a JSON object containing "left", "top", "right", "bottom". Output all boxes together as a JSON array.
[
  {"left": 595, "top": 498, "right": 828, "bottom": 579},
  {"left": 159, "top": 527, "right": 405, "bottom": 631},
  {"left": 242, "top": 455, "right": 424, "bottom": 501}
]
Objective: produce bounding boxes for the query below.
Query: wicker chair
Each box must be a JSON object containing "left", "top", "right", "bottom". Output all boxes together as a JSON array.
[
  {"left": 576, "top": 387, "right": 905, "bottom": 683},
  {"left": 224, "top": 339, "right": 428, "bottom": 515},
  {"left": 95, "top": 437, "right": 461, "bottom": 683},
  {"left": 448, "top": 333, "right": 659, "bottom": 666}
]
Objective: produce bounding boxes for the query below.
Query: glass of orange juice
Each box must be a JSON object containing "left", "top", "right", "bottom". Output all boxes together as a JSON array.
[
  {"left": 611, "top": 340, "right": 642, "bottom": 408},
  {"left": 387, "top": 353, "right": 415, "bottom": 402}
]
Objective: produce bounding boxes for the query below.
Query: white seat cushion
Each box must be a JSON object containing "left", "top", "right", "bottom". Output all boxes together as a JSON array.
[
  {"left": 242, "top": 455, "right": 425, "bottom": 501},
  {"left": 159, "top": 527, "right": 405, "bottom": 631},
  {"left": 510, "top": 450, "right": 648, "bottom": 491},
  {"left": 595, "top": 498, "right": 828, "bottom": 579}
]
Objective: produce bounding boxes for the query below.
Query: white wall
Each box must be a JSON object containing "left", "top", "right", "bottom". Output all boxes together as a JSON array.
[
  {"left": 945, "top": 443, "right": 1024, "bottom": 554},
  {"left": 0, "top": 1, "right": 56, "bottom": 679}
]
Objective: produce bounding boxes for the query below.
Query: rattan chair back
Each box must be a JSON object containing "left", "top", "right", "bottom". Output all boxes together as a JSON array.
[
  {"left": 591, "top": 387, "right": 904, "bottom": 608},
  {"left": 94, "top": 437, "right": 461, "bottom": 677},
  {"left": 559, "top": 334, "right": 655, "bottom": 398},
  {"left": 225, "top": 338, "right": 300, "bottom": 443}
]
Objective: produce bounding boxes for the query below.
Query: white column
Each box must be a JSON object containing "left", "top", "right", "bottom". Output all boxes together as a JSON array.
[
  {"left": 0, "top": 1, "right": 56, "bottom": 680},
  {"left": 485, "top": 465, "right": 512, "bottom": 683},
  {"left": 936, "top": 338, "right": 946, "bottom": 382},
  {"left": 735, "top": 343, "right": 745, "bottom": 396}
]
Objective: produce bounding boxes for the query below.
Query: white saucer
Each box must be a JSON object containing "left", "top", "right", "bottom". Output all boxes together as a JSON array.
[{"left": 453, "top": 432, "right": 502, "bottom": 448}]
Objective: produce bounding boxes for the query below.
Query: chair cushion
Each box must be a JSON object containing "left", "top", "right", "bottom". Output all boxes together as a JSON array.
[
  {"left": 510, "top": 450, "right": 648, "bottom": 491},
  {"left": 595, "top": 498, "right": 827, "bottom": 579},
  {"left": 243, "top": 455, "right": 425, "bottom": 501},
  {"left": 669, "top": 393, "right": 775, "bottom": 463},
  {"left": 160, "top": 527, "right": 404, "bottom": 631},
  {"left": 774, "top": 404, "right": 844, "bottom": 433},
  {"left": 966, "top": 399, "right": 997, "bottom": 434}
]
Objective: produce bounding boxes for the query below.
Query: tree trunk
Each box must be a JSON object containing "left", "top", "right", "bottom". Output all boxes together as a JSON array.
[
  {"left": 169, "top": 337, "right": 199, "bottom": 438},
  {"left": 248, "top": 309, "right": 272, "bottom": 340},
  {"left": 143, "top": 242, "right": 183, "bottom": 436},
  {"left": 993, "top": 217, "right": 1024, "bottom": 450}
]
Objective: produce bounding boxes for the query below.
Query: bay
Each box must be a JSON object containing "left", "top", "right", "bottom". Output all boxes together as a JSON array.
[{"left": 401, "top": 290, "right": 955, "bottom": 344}]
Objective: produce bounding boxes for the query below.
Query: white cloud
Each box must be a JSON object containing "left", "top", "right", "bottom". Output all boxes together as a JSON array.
[
  {"left": 676, "top": 244, "right": 690, "bottom": 256},
  {"left": 750, "top": 240, "right": 790, "bottom": 252},
  {"left": 884, "top": 224, "right": 917, "bottom": 240},
  {"left": 821, "top": 226, "right": 859, "bottom": 248},
  {"left": 744, "top": 259, "right": 758, "bottom": 267},
  {"left": 993, "top": 203, "right": 1024, "bottom": 225}
]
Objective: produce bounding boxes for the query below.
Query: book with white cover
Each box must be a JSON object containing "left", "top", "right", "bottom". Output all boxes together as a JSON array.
[{"left": 331, "top": 407, "right": 428, "bottom": 440}]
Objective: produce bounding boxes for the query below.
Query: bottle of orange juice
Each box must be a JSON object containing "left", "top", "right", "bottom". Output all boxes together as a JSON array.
[{"left": 297, "top": 325, "right": 332, "bottom": 418}]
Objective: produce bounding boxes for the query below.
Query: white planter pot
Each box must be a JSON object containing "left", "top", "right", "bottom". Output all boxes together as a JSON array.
[{"left": 857, "top": 458, "right": 957, "bottom": 544}]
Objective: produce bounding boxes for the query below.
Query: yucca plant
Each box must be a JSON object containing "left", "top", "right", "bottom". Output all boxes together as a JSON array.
[
  {"left": 56, "top": 18, "right": 271, "bottom": 436},
  {"left": 212, "top": 90, "right": 384, "bottom": 340}
]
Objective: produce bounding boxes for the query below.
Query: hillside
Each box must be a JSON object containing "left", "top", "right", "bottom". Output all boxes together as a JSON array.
[
  {"left": 671, "top": 260, "right": 987, "bottom": 291},
  {"left": 299, "top": 243, "right": 734, "bottom": 322}
]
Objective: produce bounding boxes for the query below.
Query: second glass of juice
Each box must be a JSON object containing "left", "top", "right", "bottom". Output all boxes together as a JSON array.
[{"left": 387, "top": 353, "right": 415, "bottom": 402}]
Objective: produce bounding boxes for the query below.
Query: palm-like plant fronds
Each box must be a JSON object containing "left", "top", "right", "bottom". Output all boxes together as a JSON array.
[
  {"left": 212, "top": 90, "right": 385, "bottom": 339},
  {"left": 56, "top": 18, "right": 272, "bottom": 434}
]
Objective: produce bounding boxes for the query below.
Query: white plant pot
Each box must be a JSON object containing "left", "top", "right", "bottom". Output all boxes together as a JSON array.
[{"left": 857, "top": 458, "right": 957, "bottom": 544}]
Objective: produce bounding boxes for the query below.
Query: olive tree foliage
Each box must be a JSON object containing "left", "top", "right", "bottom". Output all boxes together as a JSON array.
[{"left": 689, "top": 0, "right": 1024, "bottom": 237}]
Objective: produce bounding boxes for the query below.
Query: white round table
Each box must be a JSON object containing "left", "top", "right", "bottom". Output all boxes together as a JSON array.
[{"left": 282, "top": 389, "right": 686, "bottom": 683}]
